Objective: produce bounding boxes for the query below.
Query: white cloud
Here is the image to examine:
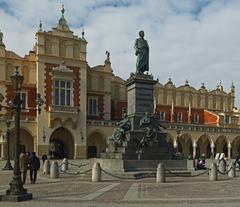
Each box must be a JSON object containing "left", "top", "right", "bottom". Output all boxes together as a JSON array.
[{"left": 1, "top": 0, "right": 240, "bottom": 106}]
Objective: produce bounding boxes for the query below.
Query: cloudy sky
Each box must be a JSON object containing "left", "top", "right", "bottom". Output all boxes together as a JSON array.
[{"left": 1, "top": 0, "right": 240, "bottom": 105}]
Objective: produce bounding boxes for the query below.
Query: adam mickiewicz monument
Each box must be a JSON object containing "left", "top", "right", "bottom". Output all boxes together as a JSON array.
[
  {"left": 134, "top": 30, "right": 149, "bottom": 73},
  {"left": 100, "top": 31, "right": 176, "bottom": 172}
]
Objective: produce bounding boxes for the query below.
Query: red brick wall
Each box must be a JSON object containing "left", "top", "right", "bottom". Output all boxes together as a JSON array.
[
  {"left": 44, "top": 63, "right": 57, "bottom": 111},
  {"left": 111, "top": 100, "right": 127, "bottom": 120},
  {"left": 69, "top": 66, "right": 80, "bottom": 107},
  {"left": 155, "top": 104, "right": 207, "bottom": 124},
  {"left": 5, "top": 84, "right": 37, "bottom": 117}
]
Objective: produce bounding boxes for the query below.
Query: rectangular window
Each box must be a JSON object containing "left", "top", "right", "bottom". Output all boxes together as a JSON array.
[
  {"left": 159, "top": 111, "right": 165, "bottom": 121},
  {"left": 224, "top": 115, "right": 230, "bottom": 124},
  {"left": 177, "top": 112, "right": 183, "bottom": 122},
  {"left": 53, "top": 80, "right": 72, "bottom": 106},
  {"left": 88, "top": 97, "right": 98, "bottom": 115},
  {"left": 21, "top": 92, "right": 27, "bottom": 109},
  {"left": 193, "top": 114, "right": 199, "bottom": 123}
]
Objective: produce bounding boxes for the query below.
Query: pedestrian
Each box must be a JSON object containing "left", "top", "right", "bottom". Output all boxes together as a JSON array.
[
  {"left": 29, "top": 152, "right": 40, "bottom": 184},
  {"left": 41, "top": 153, "right": 48, "bottom": 165},
  {"left": 19, "top": 149, "right": 29, "bottom": 184}
]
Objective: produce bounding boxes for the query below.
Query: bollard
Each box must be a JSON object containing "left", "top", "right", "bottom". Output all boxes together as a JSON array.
[
  {"left": 218, "top": 159, "right": 227, "bottom": 174},
  {"left": 43, "top": 159, "right": 51, "bottom": 175},
  {"left": 209, "top": 162, "right": 218, "bottom": 181},
  {"left": 228, "top": 162, "right": 235, "bottom": 178},
  {"left": 50, "top": 161, "right": 59, "bottom": 179},
  {"left": 92, "top": 162, "right": 101, "bottom": 182},
  {"left": 156, "top": 163, "right": 165, "bottom": 183},
  {"left": 61, "top": 158, "right": 68, "bottom": 172}
]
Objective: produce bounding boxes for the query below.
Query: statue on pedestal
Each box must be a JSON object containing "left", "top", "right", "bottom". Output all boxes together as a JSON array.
[{"left": 134, "top": 30, "right": 149, "bottom": 74}]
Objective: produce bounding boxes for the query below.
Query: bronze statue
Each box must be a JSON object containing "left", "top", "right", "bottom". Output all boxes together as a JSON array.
[
  {"left": 134, "top": 30, "right": 149, "bottom": 73},
  {"left": 111, "top": 113, "right": 131, "bottom": 145}
]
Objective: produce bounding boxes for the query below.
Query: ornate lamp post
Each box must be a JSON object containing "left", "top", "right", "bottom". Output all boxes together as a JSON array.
[
  {"left": 2, "top": 118, "right": 13, "bottom": 170},
  {"left": 0, "top": 66, "right": 44, "bottom": 202}
]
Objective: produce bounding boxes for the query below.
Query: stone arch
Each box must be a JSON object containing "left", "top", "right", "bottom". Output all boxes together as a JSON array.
[
  {"left": 231, "top": 136, "right": 240, "bottom": 158},
  {"left": 178, "top": 133, "right": 193, "bottom": 158},
  {"left": 87, "top": 130, "right": 106, "bottom": 158},
  {"left": 49, "top": 127, "right": 74, "bottom": 159},
  {"left": 9, "top": 128, "right": 34, "bottom": 159},
  {"left": 197, "top": 134, "right": 211, "bottom": 158},
  {"left": 215, "top": 135, "right": 228, "bottom": 157}
]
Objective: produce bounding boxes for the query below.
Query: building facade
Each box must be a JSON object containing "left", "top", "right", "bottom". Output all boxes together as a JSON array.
[{"left": 0, "top": 8, "right": 240, "bottom": 160}]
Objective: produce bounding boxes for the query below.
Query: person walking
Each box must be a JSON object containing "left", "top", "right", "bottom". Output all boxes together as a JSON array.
[
  {"left": 19, "top": 149, "right": 29, "bottom": 184},
  {"left": 29, "top": 152, "right": 40, "bottom": 184}
]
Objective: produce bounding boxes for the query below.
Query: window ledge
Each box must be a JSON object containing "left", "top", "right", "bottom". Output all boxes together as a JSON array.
[{"left": 49, "top": 105, "right": 79, "bottom": 113}]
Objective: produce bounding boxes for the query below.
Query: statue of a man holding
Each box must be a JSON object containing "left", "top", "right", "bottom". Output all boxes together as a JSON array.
[{"left": 134, "top": 30, "right": 149, "bottom": 73}]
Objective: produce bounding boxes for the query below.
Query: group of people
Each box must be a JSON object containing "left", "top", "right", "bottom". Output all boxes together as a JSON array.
[{"left": 19, "top": 150, "right": 40, "bottom": 184}]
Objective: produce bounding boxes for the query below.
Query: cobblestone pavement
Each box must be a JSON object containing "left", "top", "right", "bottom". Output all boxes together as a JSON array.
[{"left": 1, "top": 161, "right": 240, "bottom": 206}]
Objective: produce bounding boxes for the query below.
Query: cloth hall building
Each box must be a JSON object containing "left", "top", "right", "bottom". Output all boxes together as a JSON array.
[{"left": 0, "top": 8, "right": 240, "bottom": 160}]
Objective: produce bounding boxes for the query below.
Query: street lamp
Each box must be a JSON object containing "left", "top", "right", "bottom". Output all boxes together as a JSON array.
[
  {"left": 0, "top": 66, "right": 43, "bottom": 202},
  {"left": 0, "top": 66, "right": 33, "bottom": 201},
  {"left": 2, "top": 118, "right": 13, "bottom": 170}
]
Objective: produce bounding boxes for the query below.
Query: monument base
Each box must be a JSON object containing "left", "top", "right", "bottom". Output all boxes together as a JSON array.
[
  {"left": 0, "top": 193, "right": 33, "bottom": 202},
  {"left": 94, "top": 158, "right": 188, "bottom": 172}
]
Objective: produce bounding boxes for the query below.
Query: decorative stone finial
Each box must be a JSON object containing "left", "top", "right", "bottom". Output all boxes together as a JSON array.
[
  {"left": 0, "top": 29, "right": 3, "bottom": 43},
  {"left": 185, "top": 79, "right": 189, "bottom": 86},
  {"left": 56, "top": 4, "right": 70, "bottom": 31},
  {"left": 105, "top": 51, "right": 110, "bottom": 62},
  {"left": 39, "top": 20, "right": 42, "bottom": 31},
  {"left": 231, "top": 81, "right": 235, "bottom": 93},
  {"left": 167, "top": 78, "right": 173, "bottom": 84},
  {"left": 201, "top": 83, "right": 206, "bottom": 89},
  {"left": 61, "top": 4, "right": 65, "bottom": 16},
  {"left": 217, "top": 80, "right": 223, "bottom": 91},
  {"left": 82, "top": 28, "right": 85, "bottom": 39}
]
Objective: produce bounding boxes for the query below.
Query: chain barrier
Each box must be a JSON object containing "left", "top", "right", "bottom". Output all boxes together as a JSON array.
[
  {"left": 67, "top": 162, "right": 90, "bottom": 168},
  {"left": 165, "top": 168, "right": 210, "bottom": 177},
  {"left": 101, "top": 168, "right": 136, "bottom": 180},
  {"left": 217, "top": 167, "right": 233, "bottom": 175},
  {"left": 59, "top": 168, "right": 92, "bottom": 175}
]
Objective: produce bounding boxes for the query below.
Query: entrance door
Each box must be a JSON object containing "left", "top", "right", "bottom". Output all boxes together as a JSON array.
[
  {"left": 50, "top": 140, "right": 66, "bottom": 159},
  {"left": 88, "top": 146, "right": 97, "bottom": 158},
  {"left": 49, "top": 127, "right": 74, "bottom": 159}
]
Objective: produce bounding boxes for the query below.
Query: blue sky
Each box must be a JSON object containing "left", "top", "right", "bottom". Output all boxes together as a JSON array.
[{"left": 1, "top": 0, "right": 240, "bottom": 106}]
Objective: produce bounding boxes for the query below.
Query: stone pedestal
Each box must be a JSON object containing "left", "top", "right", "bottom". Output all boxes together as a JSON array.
[{"left": 126, "top": 73, "right": 157, "bottom": 130}]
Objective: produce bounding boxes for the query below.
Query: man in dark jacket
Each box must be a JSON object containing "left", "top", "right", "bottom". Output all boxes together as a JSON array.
[{"left": 29, "top": 152, "right": 40, "bottom": 184}]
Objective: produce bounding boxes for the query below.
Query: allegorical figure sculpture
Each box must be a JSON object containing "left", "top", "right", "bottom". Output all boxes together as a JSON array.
[
  {"left": 111, "top": 113, "right": 131, "bottom": 145},
  {"left": 134, "top": 30, "right": 149, "bottom": 73}
]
